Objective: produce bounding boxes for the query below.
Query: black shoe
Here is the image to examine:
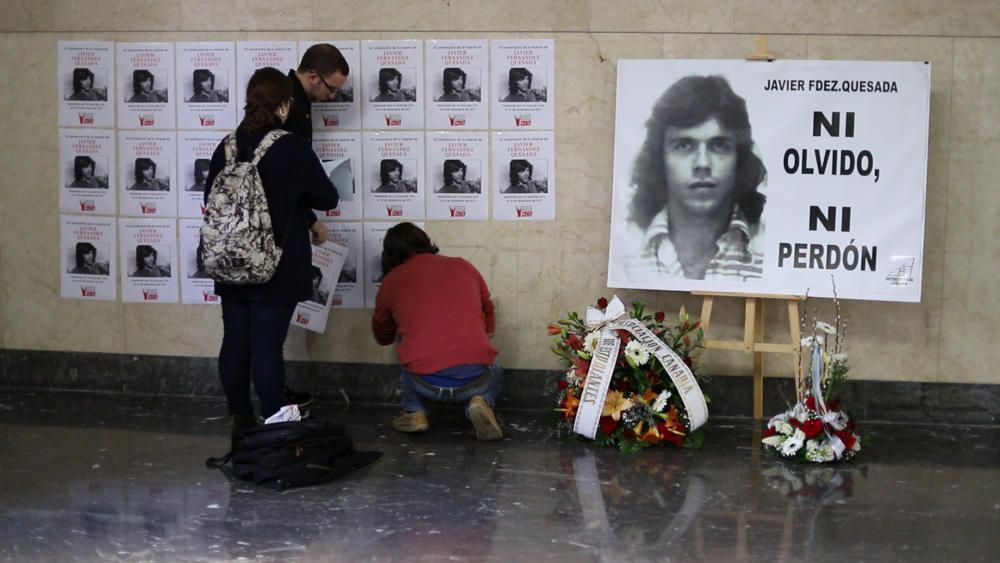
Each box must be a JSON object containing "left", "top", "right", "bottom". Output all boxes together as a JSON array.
[{"left": 285, "top": 386, "right": 313, "bottom": 408}]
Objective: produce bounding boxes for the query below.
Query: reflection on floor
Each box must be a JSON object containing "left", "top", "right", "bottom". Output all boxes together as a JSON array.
[{"left": 0, "top": 390, "right": 998, "bottom": 562}]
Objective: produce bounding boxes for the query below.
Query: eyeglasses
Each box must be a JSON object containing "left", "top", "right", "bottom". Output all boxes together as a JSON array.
[{"left": 315, "top": 71, "right": 339, "bottom": 99}]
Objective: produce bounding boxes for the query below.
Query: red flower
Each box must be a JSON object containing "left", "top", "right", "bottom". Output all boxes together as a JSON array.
[
  {"left": 597, "top": 297, "right": 608, "bottom": 309},
  {"left": 762, "top": 426, "right": 777, "bottom": 438},
  {"left": 805, "top": 395, "right": 817, "bottom": 410},
  {"left": 599, "top": 416, "right": 618, "bottom": 436},
  {"left": 654, "top": 311, "right": 665, "bottom": 322},
  {"left": 835, "top": 428, "right": 857, "bottom": 450},
  {"left": 827, "top": 399, "right": 840, "bottom": 412},
  {"left": 801, "top": 419, "right": 824, "bottom": 439},
  {"left": 646, "top": 370, "right": 660, "bottom": 385},
  {"left": 566, "top": 333, "right": 584, "bottom": 351},
  {"left": 617, "top": 331, "right": 631, "bottom": 346},
  {"left": 547, "top": 323, "right": 563, "bottom": 335},
  {"left": 615, "top": 380, "right": 631, "bottom": 393},
  {"left": 659, "top": 424, "right": 684, "bottom": 447},
  {"left": 623, "top": 429, "right": 637, "bottom": 440},
  {"left": 789, "top": 418, "right": 802, "bottom": 429},
  {"left": 558, "top": 379, "right": 569, "bottom": 389},
  {"left": 682, "top": 356, "right": 693, "bottom": 368},
  {"left": 572, "top": 356, "right": 590, "bottom": 375}
]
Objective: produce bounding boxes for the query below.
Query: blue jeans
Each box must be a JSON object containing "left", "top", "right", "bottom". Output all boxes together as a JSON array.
[
  {"left": 219, "top": 298, "right": 297, "bottom": 419},
  {"left": 400, "top": 361, "right": 503, "bottom": 417}
]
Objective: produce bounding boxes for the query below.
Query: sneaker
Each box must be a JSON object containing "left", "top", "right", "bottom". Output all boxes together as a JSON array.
[
  {"left": 285, "top": 386, "right": 313, "bottom": 408},
  {"left": 467, "top": 396, "right": 503, "bottom": 441},
  {"left": 392, "top": 411, "right": 429, "bottom": 433}
]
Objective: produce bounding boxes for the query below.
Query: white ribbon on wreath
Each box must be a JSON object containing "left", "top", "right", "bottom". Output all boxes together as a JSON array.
[
  {"left": 572, "top": 296, "right": 709, "bottom": 440},
  {"left": 810, "top": 346, "right": 847, "bottom": 459}
]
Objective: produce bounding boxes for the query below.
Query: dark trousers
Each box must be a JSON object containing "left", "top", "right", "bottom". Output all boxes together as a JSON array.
[{"left": 219, "top": 298, "right": 297, "bottom": 419}]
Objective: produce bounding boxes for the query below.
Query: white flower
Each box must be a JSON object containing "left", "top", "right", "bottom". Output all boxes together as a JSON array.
[
  {"left": 780, "top": 429, "right": 806, "bottom": 456},
  {"left": 624, "top": 340, "right": 650, "bottom": 366},
  {"left": 815, "top": 321, "right": 837, "bottom": 335},
  {"left": 775, "top": 420, "right": 794, "bottom": 436},
  {"left": 805, "top": 439, "right": 835, "bottom": 462},
  {"left": 762, "top": 435, "right": 785, "bottom": 448},
  {"left": 851, "top": 437, "right": 862, "bottom": 452},
  {"left": 796, "top": 410, "right": 810, "bottom": 423},
  {"left": 652, "top": 390, "right": 672, "bottom": 412},
  {"left": 768, "top": 412, "right": 790, "bottom": 429},
  {"left": 583, "top": 331, "right": 600, "bottom": 354},
  {"left": 831, "top": 353, "right": 848, "bottom": 362}
]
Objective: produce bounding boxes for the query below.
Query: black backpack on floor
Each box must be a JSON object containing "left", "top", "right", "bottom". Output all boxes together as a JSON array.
[{"left": 206, "top": 419, "right": 381, "bottom": 490}]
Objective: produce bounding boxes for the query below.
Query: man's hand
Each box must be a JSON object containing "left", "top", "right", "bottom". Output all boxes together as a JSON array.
[{"left": 310, "top": 221, "right": 330, "bottom": 244}]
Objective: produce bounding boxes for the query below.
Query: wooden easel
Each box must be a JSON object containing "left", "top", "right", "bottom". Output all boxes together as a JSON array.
[{"left": 694, "top": 292, "right": 804, "bottom": 419}]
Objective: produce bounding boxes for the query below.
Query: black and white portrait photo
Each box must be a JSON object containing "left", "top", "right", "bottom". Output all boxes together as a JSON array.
[
  {"left": 186, "top": 68, "right": 229, "bottom": 103},
  {"left": 127, "top": 157, "right": 170, "bottom": 191},
  {"left": 371, "top": 67, "right": 417, "bottom": 102},
  {"left": 65, "top": 67, "right": 108, "bottom": 102},
  {"left": 338, "top": 251, "right": 358, "bottom": 284},
  {"left": 500, "top": 67, "right": 546, "bottom": 103},
  {"left": 187, "top": 159, "right": 210, "bottom": 192},
  {"left": 373, "top": 159, "right": 418, "bottom": 194},
  {"left": 129, "top": 244, "right": 171, "bottom": 278},
  {"left": 611, "top": 69, "right": 767, "bottom": 284},
  {"left": 308, "top": 265, "right": 331, "bottom": 305},
  {"left": 436, "top": 159, "right": 481, "bottom": 194},
  {"left": 66, "top": 155, "right": 109, "bottom": 189},
  {"left": 126, "top": 69, "right": 168, "bottom": 103},
  {"left": 67, "top": 242, "right": 110, "bottom": 276},
  {"left": 436, "top": 67, "right": 481, "bottom": 103},
  {"left": 502, "top": 159, "right": 548, "bottom": 194}
]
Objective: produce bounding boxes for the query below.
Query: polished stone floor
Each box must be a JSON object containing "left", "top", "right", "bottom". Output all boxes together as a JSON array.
[{"left": 0, "top": 390, "right": 998, "bottom": 562}]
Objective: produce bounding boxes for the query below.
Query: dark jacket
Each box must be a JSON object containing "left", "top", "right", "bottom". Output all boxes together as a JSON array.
[
  {"left": 204, "top": 123, "right": 339, "bottom": 303},
  {"left": 284, "top": 69, "right": 313, "bottom": 142}
]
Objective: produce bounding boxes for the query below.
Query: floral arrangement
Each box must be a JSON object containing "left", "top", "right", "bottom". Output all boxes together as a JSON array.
[
  {"left": 761, "top": 463, "right": 859, "bottom": 507},
  {"left": 549, "top": 297, "right": 707, "bottom": 453},
  {"left": 762, "top": 286, "right": 862, "bottom": 463}
]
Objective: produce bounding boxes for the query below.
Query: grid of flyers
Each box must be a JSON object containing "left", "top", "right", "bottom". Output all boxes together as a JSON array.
[{"left": 58, "top": 39, "right": 554, "bottom": 317}]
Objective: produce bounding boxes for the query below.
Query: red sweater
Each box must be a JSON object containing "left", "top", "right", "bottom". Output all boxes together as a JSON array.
[{"left": 372, "top": 253, "right": 497, "bottom": 374}]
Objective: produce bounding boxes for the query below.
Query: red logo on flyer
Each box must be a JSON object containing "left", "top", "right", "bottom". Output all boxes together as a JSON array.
[
  {"left": 515, "top": 206, "right": 533, "bottom": 218},
  {"left": 296, "top": 312, "right": 310, "bottom": 324},
  {"left": 332, "top": 295, "right": 342, "bottom": 306},
  {"left": 384, "top": 114, "right": 402, "bottom": 126},
  {"left": 325, "top": 209, "right": 341, "bottom": 217},
  {"left": 140, "top": 202, "right": 157, "bottom": 214},
  {"left": 199, "top": 204, "right": 206, "bottom": 215},
  {"left": 386, "top": 205, "right": 403, "bottom": 217},
  {"left": 139, "top": 115, "right": 155, "bottom": 127},
  {"left": 322, "top": 114, "right": 339, "bottom": 127},
  {"left": 198, "top": 114, "right": 215, "bottom": 126},
  {"left": 449, "top": 206, "right": 466, "bottom": 218},
  {"left": 80, "top": 286, "right": 97, "bottom": 297},
  {"left": 448, "top": 114, "right": 466, "bottom": 126},
  {"left": 202, "top": 291, "right": 219, "bottom": 302},
  {"left": 78, "top": 113, "right": 95, "bottom": 125},
  {"left": 142, "top": 289, "right": 159, "bottom": 301},
  {"left": 79, "top": 200, "right": 96, "bottom": 211},
  {"left": 514, "top": 115, "right": 532, "bottom": 127}
]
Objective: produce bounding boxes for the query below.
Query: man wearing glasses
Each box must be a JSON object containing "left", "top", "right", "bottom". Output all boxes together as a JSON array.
[{"left": 279, "top": 43, "right": 351, "bottom": 410}]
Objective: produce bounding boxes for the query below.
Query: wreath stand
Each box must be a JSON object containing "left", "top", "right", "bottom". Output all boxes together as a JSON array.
[{"left": 694, "top": 291, "right": 805, "bottom": 420}]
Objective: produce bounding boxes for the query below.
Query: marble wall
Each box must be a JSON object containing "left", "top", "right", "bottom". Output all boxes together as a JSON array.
[{"left": 1, "top": 0, "right": 998, "bottom": 384}]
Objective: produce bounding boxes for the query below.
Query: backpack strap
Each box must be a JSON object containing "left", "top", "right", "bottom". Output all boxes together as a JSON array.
[{"left": 251, "top": 129, "right": 289, "bottom": 166}]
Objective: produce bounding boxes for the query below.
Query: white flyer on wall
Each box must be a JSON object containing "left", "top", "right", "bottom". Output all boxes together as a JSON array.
[
  {"left": 176, "top": 42, "right": 237, "bottom": 130},
  {"left": 59, "top": 129, "right": 116, "bottom": 215},
  {"left": 362, "top": 40, "right": 424, "bottom": 130},
  {"left": 119, "top": 218, "right": 178, "bottom": 303},
  {"left": 312, "top": 132, "right": 362, "bottom": 221},
  {"left": 178, "top": 131, "right": 227, "bottom": 218},
  {"left": 426, "top": 131, "right": 489, "bottom": 220},
  {"left": 179, "top": 219, "right": 218, "bottom": 305},
  {"left": 298, "top": 40, "right": 361, "bottom": 130},
  {"left": 60, "top": 215, "right": 116, "bottom": 301},
  {"left": 119, "top": 131, "right": 177, "bottom": 218},
  {"left": 117, "top": 43, "right": 175, "bottom": 129},
  {"left": 425, "top": 39, "right": 489, "bottom": 130},
  {"left": 323, "top": 221, "right": 364, "bottom": 309},
  {"left": 291, "top": 241, "right": 349, "bottom": 333},
  {"left": 363, "top": 131, "right": 425, "bottom": 220},
  {"left": 364, "top": 221, "right": 424, "bottom": 309},
  {"left": 58, "top": 41, "right": 115, "bottom": 128},
  {"left": 493, "top": 131, "right": 555, "bottom": 220},
  {"left": 236, "top": 42, "right": 299, "bottom": 116},
  {"left": 491, "top": 39, "right": 554, "bottom": 130}
]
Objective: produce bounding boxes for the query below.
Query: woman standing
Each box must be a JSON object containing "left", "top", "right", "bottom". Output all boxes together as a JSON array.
[{"left": 204, "top": 67, "right": 339, "bottom": 432}]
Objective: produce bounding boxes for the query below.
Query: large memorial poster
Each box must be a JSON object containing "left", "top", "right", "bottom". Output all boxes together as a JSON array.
[
  {"left": 608, "top": 59, "right": 931, "bottom": 302},
  {"left": 58, "top": 41, "right": 115, "bottom": 128},
  {"left": 176, "top": 42, "right": 237, "bottom": 130}
]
